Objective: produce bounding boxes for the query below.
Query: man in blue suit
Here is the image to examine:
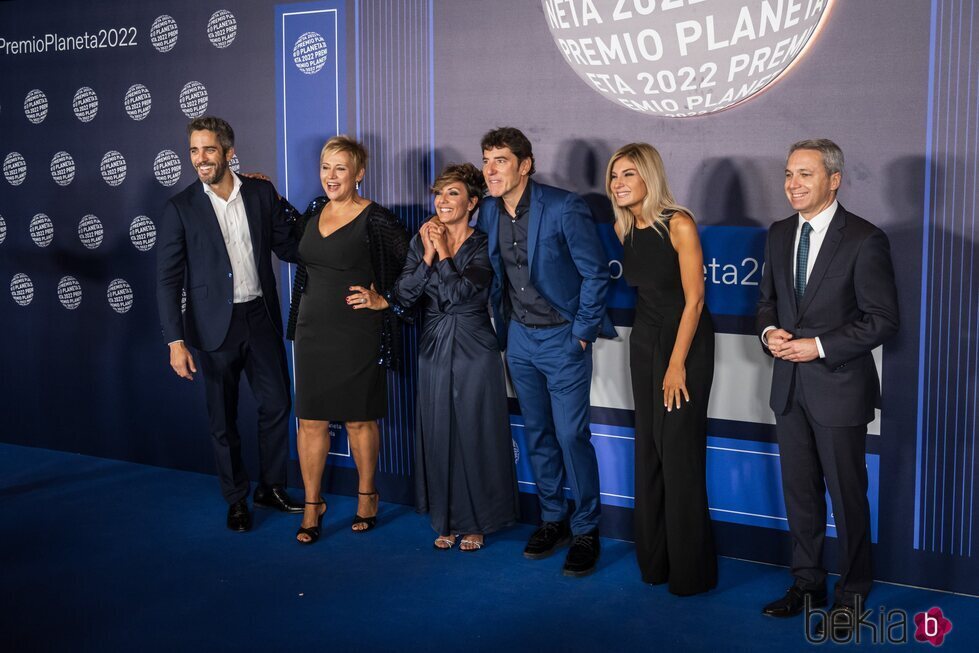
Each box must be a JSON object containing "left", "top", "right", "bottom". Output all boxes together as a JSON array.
[
  {"left": 477, "top": 127, "right": 615, "bottom": 576},
  {"left": 157, "top": 116, "right": 303, "bottom": 531}
]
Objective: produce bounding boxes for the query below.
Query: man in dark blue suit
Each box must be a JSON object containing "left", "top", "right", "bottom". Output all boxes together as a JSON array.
[
  {"left": 477, "top": 127, "right": 615, "bottom": 577},
  {"left": 157, "top": 116, "right": 303, "bottom": 531},
  {"left": 757, "top": 139, "right": 899, "bottom": 633}
]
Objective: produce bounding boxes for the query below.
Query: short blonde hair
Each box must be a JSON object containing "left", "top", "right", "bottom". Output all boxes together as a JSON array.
[{"left": 320, "top": 135, "right": 368, "bottom": 174}]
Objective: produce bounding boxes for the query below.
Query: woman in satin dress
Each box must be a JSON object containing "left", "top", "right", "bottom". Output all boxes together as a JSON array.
[{"left": 394, "top": 163, "right": 518, "bottom": 552}]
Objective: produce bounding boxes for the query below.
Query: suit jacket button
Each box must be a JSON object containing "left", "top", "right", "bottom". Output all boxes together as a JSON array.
[{"left": 227, "top": 299, "right": 232, "bottom": 304}]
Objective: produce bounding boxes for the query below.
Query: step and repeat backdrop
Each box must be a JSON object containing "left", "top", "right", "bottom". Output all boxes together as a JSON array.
[{"left": 1, "top": 0, "right": 976, "bottom": 594}]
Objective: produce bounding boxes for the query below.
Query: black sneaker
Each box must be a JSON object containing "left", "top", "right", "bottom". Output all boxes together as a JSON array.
[
  {"left": 562, "top": 528, "right": 600, "bottom": 577},
  {"left": 523, "top": 520, "right": 572, "bottom": 559}
]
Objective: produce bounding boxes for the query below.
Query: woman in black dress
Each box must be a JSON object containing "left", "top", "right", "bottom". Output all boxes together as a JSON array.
[
  {"left": 606, "top": 143, "right": 716, "bottom": 594},
  {"left": 394, "top": 163, "right": 518, "bottom": 552},
  {"left": 287, "top": 136, "right": 408, "bottom": 543}
]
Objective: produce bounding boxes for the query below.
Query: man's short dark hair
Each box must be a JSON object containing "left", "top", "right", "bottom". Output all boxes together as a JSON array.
[
  {"left": 187, "top": 116, "right": 235, "bottom": 153},
  {"left": 481, "top": 127, "right": 536, "bottom": 176}
]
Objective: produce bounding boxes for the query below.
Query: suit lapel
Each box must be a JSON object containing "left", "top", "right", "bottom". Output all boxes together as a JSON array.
[
  {"left": 191, "top": 184, "right": 228, "bottom": 253},
  {"left": 482, "top": 202, "right": 502, "bottom": 281},
  {"left": 798, "top": 205, "right": 845, "bottom": 316},
  {"left": 527, "top": 181, "right": 543, "bottom": 270},
  {"left": 239, "top": 179, "right": 264, "bottom": 266},
  {"left": 780, "top": 217, "right": 798, "bottom": 316}
]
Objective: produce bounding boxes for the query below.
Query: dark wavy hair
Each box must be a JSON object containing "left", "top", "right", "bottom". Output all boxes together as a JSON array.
[
  {"left": 480, "top": 126, "right": 536, "bottom": 176},
  {"left": 432, "top": 163, "right": 486, "bottom": 217},
  {"left": 186, "top": 116, "right": 234, "bottom": 153}
]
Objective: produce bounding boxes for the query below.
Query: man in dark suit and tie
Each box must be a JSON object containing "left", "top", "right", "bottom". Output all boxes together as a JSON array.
[
  {"left": 757, "top": 139, "right": 899, "bottom": 631},
  {"left": 478, "top": 127, "right": 615, "bottom": 577},
  {"left": 157, "top": 116, "right": 303, "bottom": 531}
]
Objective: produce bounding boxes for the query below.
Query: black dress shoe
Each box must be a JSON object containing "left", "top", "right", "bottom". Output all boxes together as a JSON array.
[
  {"left": 762, "top": 585, "right": 827, "bottom": 617},
  {"left": 562, "top": 528, "right": 600, "bottom": 577},
  {"left": 227, "top": 499, "right": 252, "bottom": 532},
  {"left": 813, "top": 603, "right": 857, "bottom": 640},
  {"left": 253, "top": 485, "right": 303, "bottom": 513},
  {"left": 523, "top": 520, "right": 572, "bottom": 559}
]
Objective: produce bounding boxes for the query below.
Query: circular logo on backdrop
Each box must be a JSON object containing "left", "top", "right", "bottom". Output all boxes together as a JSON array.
[
  {"left": 50, "top": 151, "right": 75, "bottom": 186},
  {"left": 100, "top": 151, "right": 127, "bottom": 186},
  {"left": 229, "top": 153, "right": 240, "bottom": 173},
  {"left": 10, "top": 273, "right": 34, "bottom": 307},
  {"left": 207, "top": 10, "right": 237, "bottom": 48},
  {"left": 124, "top": 84, "right": 152, "bottom": 121},
  {"left": 0, "top": 214, "right": 6, "bottom": 244},
  {"left": 4, "top": 152, "right": 27, "bottom": 185},
  {"left": 293, "top": 32, "right": 328, "bottom": 74},
  {"left": 24, "top": 89, "right": 48, "bottom": 124},
  {"left": 78, "top": 214, "right": 104, "bottom": 249},
  {"left": 130, "top": 215, "right": 156, "bottom": 251},
  {"left": 107, "top": 278, "right": 134, "bottom": 314},
  {"left": 153, "top": 150, "right": 182, "bottom": 186},
  {"left": 151, "top": 15, "right": 179, "bottom": 53},
  {"left": 29, "top": 213, "right": 54, "bottom": 247},
  {"left": 512, "top": 438, "right": 520, "bottom": 463},
  {"left": 541, "top": 0, "right": 834, "bottom": 117},
  {"left": 72, "top": 87, "right": 99, "bottom": 122},
  {"left": 57, "top": 276, "right": 82, "bottom": 310},
  {"left": 179, "top": 81, "right": 208, "bottom": 118}
]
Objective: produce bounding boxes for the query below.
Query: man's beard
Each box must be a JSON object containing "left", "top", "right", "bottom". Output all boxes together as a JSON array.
[{"left": 198, "top": 159, "right": 229, "bottom": 185}]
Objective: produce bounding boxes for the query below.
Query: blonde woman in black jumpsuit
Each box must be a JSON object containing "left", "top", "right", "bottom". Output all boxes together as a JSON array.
[{"left": 606, "top": 143, "right": 717, "bottom": 595}]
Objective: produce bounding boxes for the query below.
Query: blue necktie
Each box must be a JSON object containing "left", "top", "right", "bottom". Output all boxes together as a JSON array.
[{"left": 795, "top": 222, "right": 813, "bottom": 302}]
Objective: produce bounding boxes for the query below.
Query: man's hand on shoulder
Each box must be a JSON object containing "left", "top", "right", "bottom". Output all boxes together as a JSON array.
[
  {"left": 169, "top": 341, "right": 197, "bottom": 380},
  {"left": 241, "top": 172, "right": 283, "bottom": 200}
]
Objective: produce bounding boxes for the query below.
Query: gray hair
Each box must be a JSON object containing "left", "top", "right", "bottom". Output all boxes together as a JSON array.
[{"left": 789, "top": 138, "right": 844, "bottom": 176}]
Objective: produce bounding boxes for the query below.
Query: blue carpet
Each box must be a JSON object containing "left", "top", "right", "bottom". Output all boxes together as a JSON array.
[{"left": 1, "top": 443, "right": 975, "bottom": 652}]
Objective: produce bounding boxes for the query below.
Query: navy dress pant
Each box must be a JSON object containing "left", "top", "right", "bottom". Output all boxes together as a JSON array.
[
  {"left": 195, "top": 298, "right": 292, "bottom": 504},
  {"left": 506, "top": 321, "right": 601, "bottom": 535}
]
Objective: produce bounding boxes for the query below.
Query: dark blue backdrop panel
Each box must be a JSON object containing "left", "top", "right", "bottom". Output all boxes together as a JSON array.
[{"left": 274, "top": 0, "right": 351, "bottom": 463}]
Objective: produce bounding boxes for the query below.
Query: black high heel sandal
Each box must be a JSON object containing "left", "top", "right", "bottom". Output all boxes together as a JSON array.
[
  {"left": 296, "top": 499, "right": 327, "bottom": 544},
  {"left": 351, "top": 491, "right": 379, "bottom": 532}
]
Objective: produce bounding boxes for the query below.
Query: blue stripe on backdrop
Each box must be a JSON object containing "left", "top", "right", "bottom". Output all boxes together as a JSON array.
[
  {"left": 916, "top": 0, "right": 979, "bottom": 557},
  {"left": 601, "top": 224, "right": 767, "bottom": 332},
  {"left": 510, "top": 415, "right": 881, "bottom": 542}
]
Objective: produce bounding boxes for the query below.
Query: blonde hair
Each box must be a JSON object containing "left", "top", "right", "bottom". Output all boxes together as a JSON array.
[
  {"left": 320, "top": 135, "right": 368, "bottom": 175},
  {"left": 605, "top": 142, "right": 693, "bottom": 239}
]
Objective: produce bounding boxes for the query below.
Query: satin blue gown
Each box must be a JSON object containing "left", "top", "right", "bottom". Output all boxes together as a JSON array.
[{"left": 394, "top": 229, "right": 518, "bottom": 535}]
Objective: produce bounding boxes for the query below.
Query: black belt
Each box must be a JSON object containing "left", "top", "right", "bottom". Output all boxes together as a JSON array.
[{"left": 519, "top": 321, "right": 566, "bottom": 330}]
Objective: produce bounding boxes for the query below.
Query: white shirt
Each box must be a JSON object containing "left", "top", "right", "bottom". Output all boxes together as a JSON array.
[
  {"left": 762, "top": 200, "right": 838, "bottom": 358},
  {"left": 792, "top": 200, "right": 837, "bottom": 289},
  {"left": 203, "top": 172, "right": 262, "bottom": 303}
]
